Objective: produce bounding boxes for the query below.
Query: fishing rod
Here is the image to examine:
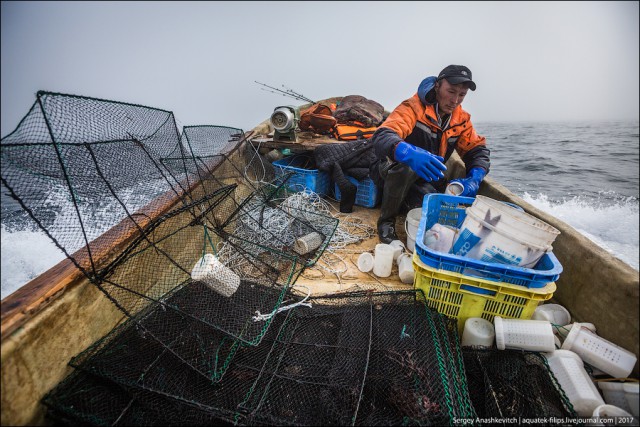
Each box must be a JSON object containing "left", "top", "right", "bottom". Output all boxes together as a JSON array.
[{"left": 255, "top": 81, "right": 315, "bottom": 104}]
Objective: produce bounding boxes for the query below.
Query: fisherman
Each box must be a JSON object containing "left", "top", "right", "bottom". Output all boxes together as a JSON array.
[{"left": 370, "top": 65, "right": 491, "bottom": 243}]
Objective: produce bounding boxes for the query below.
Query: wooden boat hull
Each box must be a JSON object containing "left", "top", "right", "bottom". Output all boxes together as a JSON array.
[{"left": 1, "top": 119, "right": 638, "bottom": 426}]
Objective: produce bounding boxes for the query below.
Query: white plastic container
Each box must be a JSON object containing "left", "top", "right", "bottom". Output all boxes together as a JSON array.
[
  {"left": 557, "top": 322, "right": 597, "bottom": 340},
  {"left": 445, "top": 182, "right": 464, "bottom": 195},
  {"left": 624, "top": 382, "right": 639, "bottom": 417},
  {"left": 470, "top": 196, "right": 560, "bottom": 248},
  {"left": 373, "top": 243, "right": 394, "bottom": 278},
  {"left": 598, "top": 382, "right": 634, "bottom": 414},
  {"left": 397, "top": 253, "right": 414, "bottom": 284},
  {"left": 389, "top": 240, "right": 405, "bottom": 262},
  {"left": 494, "top": 316, "right": 555, "bottom": 352},
  {"left": 357, "top": 252, "right": 374, "bottom": 273},
  {"left": 561, "top": 323, "right": 637, "bottom": 379},
  {"left": 404, "top": 208, "right": 422, "bottom": 252},
  {"left": 592, "top": 404, "right": 635, "bottom": 425},
  {"left": 422, "top": 223, "right": 456, "bottom": 253},
  {"left": 453, "top": 207, "right": 550, "bottom": 268},
  {"left": 532, "top": 303, "right": 571, "bottom": 326},
  {"left": 293, "top": 231, "right": 323, "bottom": 255},
  {"left": 191, "top": 253, "right": 240, "bottom": 298},
  {"left": 451, "top": 195, "right": 560, "bottom": 268},
  {"left": 461, "top": 318, "right": 495, "bottom": 348},
  {"left": 544, "top": 350, "right": 605, "bottom": 417}
]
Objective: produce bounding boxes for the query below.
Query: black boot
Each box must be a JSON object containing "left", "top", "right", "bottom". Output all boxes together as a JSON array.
[
  {"left": 377, "top": 219, "right": 398, "bottom": 244},
  {"left": 376, "top": 161, "right": 417, "bottom": 244}
]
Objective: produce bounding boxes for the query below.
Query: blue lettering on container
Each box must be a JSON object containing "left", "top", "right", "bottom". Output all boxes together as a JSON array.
[{"left": 451, "top": 229, "right": 481, "bottom": 256}]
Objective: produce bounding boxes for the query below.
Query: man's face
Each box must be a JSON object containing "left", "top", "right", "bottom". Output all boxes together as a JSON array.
[{"left": 435, "top": 79, "right": 469, "bottom": 115}]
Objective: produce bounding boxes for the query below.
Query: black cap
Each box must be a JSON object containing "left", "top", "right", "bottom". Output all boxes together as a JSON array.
[{"left": 437, "top": 65, "right": 476, "bottom": 91}]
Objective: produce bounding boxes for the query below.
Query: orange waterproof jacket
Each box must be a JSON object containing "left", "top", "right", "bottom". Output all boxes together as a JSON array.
[{"left": 371, "top": 93, "right": 490, "bottom": 174}]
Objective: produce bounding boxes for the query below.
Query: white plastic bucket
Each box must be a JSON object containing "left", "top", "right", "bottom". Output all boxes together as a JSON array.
[
  {"left": 452, "top": 204, "right": 551, "bottom": 268},
  {"left": 397, "top": 253, "right": 414, "bottom": 284},
  {"left": 373, "top": 243, "right": 394, "bottom": 278},
  {"left": 494, "top": 316, "right": 555, "bottom": 352},
  {"left": 471, "top": 196, "right": 560, "bottom": 248},
  {"left": 562, "top": 323, "right": 638, "bottom": 379},
  {"left": 461, "top": 317, "right": 495, "bottom": 348},
  {"left": 532, "top": 303, "right": 571, "bottom": 326},
  {"left": 405, "top": 208, "right": 422, "bottom": 252},
  {"left": 544, "top": 350, "right": 605, "bottom": 417}
]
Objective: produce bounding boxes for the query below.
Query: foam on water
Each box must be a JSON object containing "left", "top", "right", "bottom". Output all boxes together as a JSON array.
[
  {"left": 1, "top": 224, "right": 66, "bottom": 299},
  {"left": 522, "top": 192, "right": 639, "bottom": 270}
]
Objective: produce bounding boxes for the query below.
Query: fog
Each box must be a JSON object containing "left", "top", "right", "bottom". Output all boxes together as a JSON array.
[{"left": 2, "top": 1, "right": 639, "bottom": 136}]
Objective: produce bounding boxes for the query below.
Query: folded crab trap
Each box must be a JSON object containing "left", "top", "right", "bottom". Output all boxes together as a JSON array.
[
  {"left": 352, "top": 290, "right": 476, "bottom": 426},
  {"left": 42, "top": 368, "right": 221, "bottom": 426},
  {"left": 461, "top": 348, "right": 577, "bottom": 420},
  {"left": 47, "top": 290, "right": 481, "bottom": 426},
  {"left": 237, "top": 290, "right": 476, "bottom": 426},
  {"left": 62, "top": 304, "right": 297, "bottom": 425}
]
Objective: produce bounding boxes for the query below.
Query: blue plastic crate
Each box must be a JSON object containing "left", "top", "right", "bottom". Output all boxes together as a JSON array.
[
  {"left": 334, "top": 175, "right": 380, "bottom": 208},
  {"left": 415, "top": 193, "right": 563, "bottom": 288},
  {"left": 273, "top": 154, "right": 330, "bottom": 196}
]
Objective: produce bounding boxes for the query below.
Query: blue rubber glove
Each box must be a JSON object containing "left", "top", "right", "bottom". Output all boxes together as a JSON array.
[
  {"left": 394, "top": 141, "right": 447, "bottom": 182},
  {"left": 450, "top": 167, "right": 486, "bottom": 197}
]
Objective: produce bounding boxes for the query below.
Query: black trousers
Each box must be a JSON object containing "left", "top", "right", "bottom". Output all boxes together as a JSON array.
[{"left": 371, "top": 159, "right": 443, "bottom": 227}]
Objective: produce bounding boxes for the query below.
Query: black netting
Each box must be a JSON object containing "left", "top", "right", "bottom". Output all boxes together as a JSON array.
[
  {"left": 1, "top": 91, "right": 200, "bottom": 279},
  {"left": 42, "top": 368, "right": 230, "bottom": 426},
  {"left": 353, "top": 290, "right": 476, "bottom": 426},
  {"left": 160, "top": 130, "right": 276, "bottom": 209},
  {"left": 46, "top": 291, "right": 479, "bottom": 426},
  {"left": 67, "top": 304, "right": 296, "bottom": 424},
  {"left": 239, "top": 293, "right": 373, "bottom": 426},
  {"left": 239, "top": 290, "right": 475, "bottom": 426},
  {"left": 462, "top": 348, "right": 577, "bottom": 423}
]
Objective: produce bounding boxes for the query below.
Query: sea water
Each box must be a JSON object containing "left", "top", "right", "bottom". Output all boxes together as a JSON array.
[{"left": 1, "top": 120, "right": 638, "bottom": 299}]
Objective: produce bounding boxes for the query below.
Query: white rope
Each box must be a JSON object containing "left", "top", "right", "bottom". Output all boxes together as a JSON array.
[{"left": 252, "top": 286, "right": 313, "bottom": 322}]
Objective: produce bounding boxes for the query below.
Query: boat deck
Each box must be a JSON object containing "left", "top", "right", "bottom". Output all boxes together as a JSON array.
[{"left": 292, "top": 200, "right": 414, "bottom": 296}]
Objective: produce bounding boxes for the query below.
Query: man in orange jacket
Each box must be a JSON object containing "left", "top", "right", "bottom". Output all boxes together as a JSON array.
[{"left": 370, "top": 65, "right": 490, "bottom": 243}]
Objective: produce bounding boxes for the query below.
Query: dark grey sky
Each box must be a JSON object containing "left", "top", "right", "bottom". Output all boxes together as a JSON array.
[{"left": 1, "top": 1, "right": 638, "bottom": 136}]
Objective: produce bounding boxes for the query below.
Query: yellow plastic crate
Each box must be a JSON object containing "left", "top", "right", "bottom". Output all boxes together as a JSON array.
[{"left": 412, "top": 253, "right": 556, "bottom": 334}]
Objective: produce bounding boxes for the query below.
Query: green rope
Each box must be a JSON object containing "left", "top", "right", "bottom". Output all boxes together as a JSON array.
[{"left": 202, "top": 224, "right": 217, "bottom": 256}]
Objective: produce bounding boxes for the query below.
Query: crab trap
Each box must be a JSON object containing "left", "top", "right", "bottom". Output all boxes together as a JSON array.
[
  {"left": 62, "top": 304, "right": 296, "bottom": 425},
  {"left": 462, "top": 348, "right": 577, "bottom": 421},
  {"left": 42, "top": 368, "right": 221, "bottom": 426},
  {"left": 352, "top": 290, "right": 476, "bottom": 426},
  {"left": 235, "top": 290, "right": 476, "bottom": 426},
  {"left": 160, "top": 127, "right": 279, "bottom": 209},
  {"left": 0, "top": 91, "right": 207, "bottom": 279}
]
